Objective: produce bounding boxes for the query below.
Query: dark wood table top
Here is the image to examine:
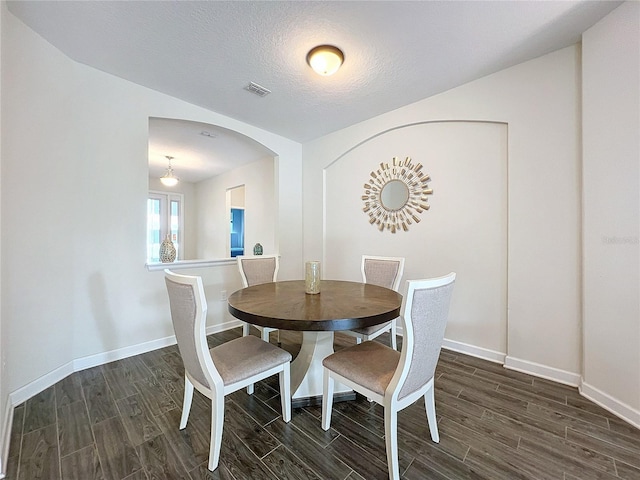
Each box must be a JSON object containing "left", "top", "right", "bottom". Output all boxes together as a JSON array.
[{"left": 228, "top": 280, "right": 402, "bottom": 331}]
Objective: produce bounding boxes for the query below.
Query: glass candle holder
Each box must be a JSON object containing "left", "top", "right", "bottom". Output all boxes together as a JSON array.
[{"left": 305, "top": 261, "right": 321, "bottom": 294}]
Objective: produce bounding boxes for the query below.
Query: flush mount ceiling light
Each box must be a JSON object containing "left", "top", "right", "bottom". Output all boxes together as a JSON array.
[
  {"left": 306, "top": 45, "right": 344, "bottom": 76},
  {"left": 160, "top": 155, "right": 179, "bottom": 187}
]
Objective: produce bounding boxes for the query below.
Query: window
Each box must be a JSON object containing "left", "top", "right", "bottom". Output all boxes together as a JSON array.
[{"left": 147, "top": 191, "right": 184, "bottom": 263}]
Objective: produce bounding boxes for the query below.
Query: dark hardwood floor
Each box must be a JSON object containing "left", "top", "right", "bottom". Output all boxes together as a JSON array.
[{"left": 6, "top": 328, "right": 640, "bottom": 479}]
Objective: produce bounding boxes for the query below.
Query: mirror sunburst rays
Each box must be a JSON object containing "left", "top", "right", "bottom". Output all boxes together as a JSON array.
[{"left": 362, "top": 156, "right": 433, "bottom": 233}]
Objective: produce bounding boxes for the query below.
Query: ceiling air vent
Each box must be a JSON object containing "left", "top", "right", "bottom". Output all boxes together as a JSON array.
[{"left": 245, "top": 82, "right": 271, "bottom": 97}]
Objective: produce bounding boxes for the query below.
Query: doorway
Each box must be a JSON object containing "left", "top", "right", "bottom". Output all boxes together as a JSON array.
[{"left": 229, "top": 185, "right": 245, "bottom": 257}]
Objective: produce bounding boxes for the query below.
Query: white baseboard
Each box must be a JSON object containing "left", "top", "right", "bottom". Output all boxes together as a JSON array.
[
  {"left": 442, "top": 348, "right": 638, "bottom": 429},
  {"left": 396, "top": 329, "right": 507, "bottom": 365},
  {"left": 1, "top": 319, "right": 244, "bottom": 474},
  {"left": 4, "top": 318, "right": 244, "bottom": 436},
  {"left": 4, "top": 320, "right": 638, "bottom": 470},
  {"left": 504, "top": 355, "right": 581, "bottom": 387},
  {"left": 9, "top": 361, "right": 74, "bottom": 407},
  {"left": 581, "top": 381, "right": 640, "bottom": 429},
  {"left": 72, "top": 337, "right": 176, "bottom": 373},
  {"left": 442, "top": 338, "right": 506, "bottom": 364},
  {"left": 207, "top": 319, "right": 243, "bottom": 336}
]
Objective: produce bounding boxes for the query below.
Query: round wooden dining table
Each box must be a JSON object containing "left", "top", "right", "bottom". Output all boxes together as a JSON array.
[{"left": 228, "top": 280, "right": 402, "bottom": 406}]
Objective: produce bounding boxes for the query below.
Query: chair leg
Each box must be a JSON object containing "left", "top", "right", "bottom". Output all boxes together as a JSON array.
[
  {"left": 279, "top": 363, "right": 291, "bottom": 422},
  {"left": 321, "top": 370, "right": 334, "bottom": 431},
  {"left": 384, "top": 407, "right": 400, "bottom": 480},
  {"left": 248, "top": 329, "right": 270, "bottom": 395},
  {"left": 179, "top": 377, "right": 194, "bottom": 429},
  {"left": 356, "top": 336, "right": 363, "bottom": 344},
  {"left": 242, "top": 323, "right": 250, "bottom": 336},
  {"left": 390, "top": 319, "right": 397, "bottom": 350},
  {"left": 424, "top": 385, "right": 440, "bottom": 443},
  {"left": 208, "top": 394, "right": 225, "bottom": 471}
]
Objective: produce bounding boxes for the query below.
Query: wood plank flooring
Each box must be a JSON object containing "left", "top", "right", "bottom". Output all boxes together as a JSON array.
[{"left": 6, "top": 328, "right": 640, "bottom": 479}]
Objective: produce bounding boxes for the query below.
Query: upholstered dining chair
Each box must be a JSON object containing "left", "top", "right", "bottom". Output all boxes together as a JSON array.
[
  {"left": 237, "top": 254, "right": 280, "bottom": 343},
  {"left": 322, "top": 273, "right": 456, "bottom": 480},
  {"left": 164, "top": 269, "right": 292, "bottom": 471},
  {"left": 343, "top": 255, "right": 405, "bottom": 349}
]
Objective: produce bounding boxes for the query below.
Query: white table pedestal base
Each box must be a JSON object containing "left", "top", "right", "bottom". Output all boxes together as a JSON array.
[{"left": 290, "top": 331, "right": 353, "bottom": 406}]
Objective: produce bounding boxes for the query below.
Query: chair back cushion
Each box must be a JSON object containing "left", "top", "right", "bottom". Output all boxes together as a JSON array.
[
  {"left": 397, "top": 276, "right": 455, "bottom": 400},
  {"left": 238, "top": 256, "right": 278, "bottom": 287},
  {"left": 165, "top": 275, "right": 210, "bottom": 388},
  {"left": 362, "top": 257, "right": 404, "bottom": 291}
]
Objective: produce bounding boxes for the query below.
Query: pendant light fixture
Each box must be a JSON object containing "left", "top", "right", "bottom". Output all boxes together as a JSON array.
[
  {"left": 160, "top": 155, "right": 179, "bottom": 187},
  {"left": 307, "top": 45, "right": 344, "bottom": 76}
]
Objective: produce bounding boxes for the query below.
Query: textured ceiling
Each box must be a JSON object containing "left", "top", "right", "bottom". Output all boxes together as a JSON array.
[{"left": 7, "top": 0, "right": 622, "bottom": 181}]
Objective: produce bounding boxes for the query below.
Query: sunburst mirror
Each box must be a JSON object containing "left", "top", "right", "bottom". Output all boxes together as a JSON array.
[{"left": 362, "top": 156, "right": 433, "bottom": 233}]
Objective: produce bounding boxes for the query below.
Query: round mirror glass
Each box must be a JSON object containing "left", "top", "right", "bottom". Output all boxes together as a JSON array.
[{"left": 380, "top": 180, "right": 410, "bottom": 211}]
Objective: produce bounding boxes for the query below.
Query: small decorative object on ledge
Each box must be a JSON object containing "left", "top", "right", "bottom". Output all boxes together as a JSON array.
[
  {"left": 159, "top": 234, "right": 177, "bottom": 263},
  {"left": 253, "top": 243, "right": 263, "bottom": 255},
  {"left": 305, "top": 261, "right": 321, "bottom": 294},
  {"left": 362, "top": 156, "right": 433, "bottom": 233}
]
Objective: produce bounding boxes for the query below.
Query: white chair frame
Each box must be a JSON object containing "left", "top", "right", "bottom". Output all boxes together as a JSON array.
[
  {"left": 237, "top": 254, "right": 280, "bottom": 342},
  {"left": 165, "top": 269, "right": 291, "bottom": 471},
  {"left": 322, "top": 273, "right": 456, "bottom": 480},
  {"left": 237, "top": 254, "right": 281, "bottom": 394},
  {"left": 343, "top": 255, "right": 405, "bottom": 349}
]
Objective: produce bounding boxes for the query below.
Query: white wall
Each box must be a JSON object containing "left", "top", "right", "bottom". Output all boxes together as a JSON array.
[
  {"left": 582, "top": 1, "right": 640, "bottom": 425},
  {"left": 324, "top": 122, "right": 508, "bottom": 357},
  {"left": 304, "top": 45, "right": 582, "bottom": 378},
  {"left": 0, "top": 2, "right": 7, "bottom": 475},
  {"left": 275, "top": 154, "right": 304, "bottom": 280},
  {"left": 229, "top": 185, "right": 245, "bottom": 209},
  {"left": 195, "top": 157, "right": 275, "bottom": 260},
  {"left": 1, "top": 6, "right": 302, "bottom": 405}
]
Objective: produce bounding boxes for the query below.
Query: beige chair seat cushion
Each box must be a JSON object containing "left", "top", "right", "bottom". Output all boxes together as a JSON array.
[
  {"left": 350, "top": 321, "right": 391, "bottom": 336},
  {"left": 322, "top": 341, "right": 400, "bottom": 396},
  {"left": 211, "top": 336, "right": 292, "bottom": 385}
]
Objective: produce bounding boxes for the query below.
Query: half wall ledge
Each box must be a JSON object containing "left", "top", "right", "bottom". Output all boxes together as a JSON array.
[{"left": 145, "top": 258, "right": 237, "bottom": 271}]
